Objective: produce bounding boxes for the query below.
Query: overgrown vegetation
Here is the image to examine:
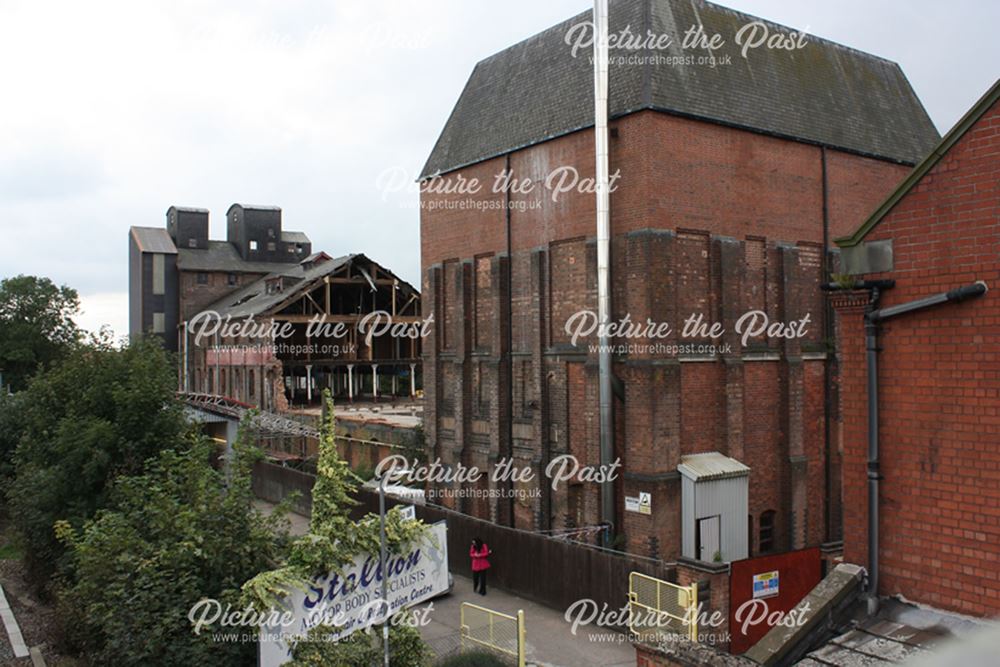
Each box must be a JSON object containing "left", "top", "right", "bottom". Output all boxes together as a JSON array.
[
  {"left": 243, "top": 391, "right": 432, "bottom": 663},
  {"left": 288, "top": 618, "right": 430, "bottom": 667},
  {"left": 56, "top": 435, "right": 288, "bottom": 666},
  {"left": 6, "top": 336, "right": 185, "bottom": 580}
]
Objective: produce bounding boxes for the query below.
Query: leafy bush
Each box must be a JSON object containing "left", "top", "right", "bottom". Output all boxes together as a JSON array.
[
  {"left": 57, "top": 435, "right": 287, "bottom": 666},
  {"left": 7, "top": 336, "right": 185, "bottom": 579},
  {"left": 289, "top": 621, "right": 430, "bottom": 667}
]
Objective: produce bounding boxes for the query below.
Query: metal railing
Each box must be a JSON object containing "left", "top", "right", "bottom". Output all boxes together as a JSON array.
[
  {"left": 460, "top": 602, "right": 525, "bottom": 666},
  {"left": 628, "top": 572, "right": 698, "bottom": 643}
]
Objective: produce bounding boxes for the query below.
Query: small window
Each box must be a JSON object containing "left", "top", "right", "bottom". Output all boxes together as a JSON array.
[
  {"left": 196, "top": 272, "right": 208, "bottom": 285},
  {"left": 227, "top": 273, "right": 238, "bottom": 286},
  {"left": 287, "top": 245, "right": 295, "bottom": 253},
  {"left": 267, "top": 242, "right": 276, "bottom": 252},
  {"left": 295, "top": 243, "right": 303, "bottom": 253},
  {"left": 759, "top": 510, "right": 776, "bottom": 553},
  {"left": 152, "top": 312, "right": 165, "bottom": 333},
  {"left": 249, "top": 240, "right": 258, "bottom": 251},
  {"left": 188, "top": 237, "right": 197, "bottom": 248},
  {"left": 152, "top": 253, "right": 165, "bottom": 295}
]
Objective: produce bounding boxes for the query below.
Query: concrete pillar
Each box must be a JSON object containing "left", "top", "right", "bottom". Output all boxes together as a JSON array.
[
  {"left": 410, "top": 363, "right": 416, "bottom": 396},
  {"left": 372, "top": 364, "right": 379, "bottom": 399},
  {"left": 347, "top": 364, "right": 354, "bottom": 401},
  {"left": 306, "top": 364, "right": 313, "bottom": 402}
]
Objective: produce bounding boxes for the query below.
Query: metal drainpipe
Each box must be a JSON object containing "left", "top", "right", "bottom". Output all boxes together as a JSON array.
[
  {"left": 505, "top": 153, "right": 515, "bottom": 527},
  {"left": 593, "top": 0, "right": 614, "bottom": 545},
  {"left": 863, "top": 284, "right": 884, "bottom": 613},
  {"left": 824, "top": 279, "right": 988, "bottom": 612}
]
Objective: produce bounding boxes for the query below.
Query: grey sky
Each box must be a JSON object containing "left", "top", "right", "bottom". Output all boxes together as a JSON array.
[{"left": 0, "top": 0, "right": 996, "bottom": 337}]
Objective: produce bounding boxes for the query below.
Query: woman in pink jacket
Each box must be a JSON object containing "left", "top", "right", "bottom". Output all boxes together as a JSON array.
[{"left": 470, "top": 537, "right": 491, "bottom": 595}]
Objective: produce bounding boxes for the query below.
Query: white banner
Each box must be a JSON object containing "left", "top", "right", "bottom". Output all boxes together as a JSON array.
[{"left": 259, "top": 521, "right": 449, "bottom": 666}]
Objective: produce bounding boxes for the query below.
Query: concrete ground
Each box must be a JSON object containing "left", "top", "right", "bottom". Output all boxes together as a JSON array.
[
  {"left": 254, "top": 500, "right": 636, "bottom": 667},
  {"left": 423, "top": 573, "right": 636, "bottom": 667}
]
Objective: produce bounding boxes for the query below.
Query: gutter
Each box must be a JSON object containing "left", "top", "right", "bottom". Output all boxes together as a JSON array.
[{"left": 823, "top": 279, "right": 988, "bottom": 612}]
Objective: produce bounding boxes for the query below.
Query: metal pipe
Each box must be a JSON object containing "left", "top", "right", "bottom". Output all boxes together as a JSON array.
[
  {"left": 379, "top": 475, "right": 390, "bottom": 667},
  {"left": 593, "top": 0, "right": 614, "bottom": 545},
  {"left": 869, "top": 281, "right": 987, "bottom": 322},
  {"left": 827, "top": 279, "right": 988, "bottom": 609},
  {"left": 504, "top": 154, "right": 515, "bottom": 527},
  {"left": 864, "top": 302, "right": 880, "bottom": 602}
]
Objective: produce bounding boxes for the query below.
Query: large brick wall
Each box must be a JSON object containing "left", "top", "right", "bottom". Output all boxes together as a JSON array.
[
  {"left": 420, "top": 109, "right": 912, "bottom": 560},
  {"left": 834, "top": 97, "right": 1000, "bottom": 616}
]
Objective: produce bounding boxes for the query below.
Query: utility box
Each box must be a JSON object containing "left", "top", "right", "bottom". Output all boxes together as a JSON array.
[{"left": 679, "top": 452, "right": 750, "bottom": 563}]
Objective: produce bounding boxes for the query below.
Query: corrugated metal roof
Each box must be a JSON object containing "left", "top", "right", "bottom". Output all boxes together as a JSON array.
[
  {"left": 678, "top": 452, "right": 750, "bottom": 481},
  {"left": 130, "top": 227, "right": 177, "bottom": 254}
]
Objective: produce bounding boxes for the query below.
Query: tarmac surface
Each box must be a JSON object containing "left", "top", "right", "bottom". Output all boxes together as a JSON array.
[{"left": 254, "top": 500, "right": 637, "bottom": 667}]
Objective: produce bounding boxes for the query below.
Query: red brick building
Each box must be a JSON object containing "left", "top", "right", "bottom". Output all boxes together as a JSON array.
[
  {"left": 419, "top": 0, "right": 939, "bottom": 561},
  {"left": 833, "top": 80, "right": 1000, "bottom": 616}
]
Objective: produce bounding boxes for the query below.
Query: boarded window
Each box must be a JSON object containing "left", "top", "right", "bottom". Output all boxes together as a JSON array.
[
  {"left": 759, "top": 510, "right": 776, "bottom": 553},
  {"left": 152, "top": 254, "right": 165, "bottom": 295}
]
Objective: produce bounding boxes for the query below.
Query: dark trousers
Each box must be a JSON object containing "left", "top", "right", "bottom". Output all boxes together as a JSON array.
[{"left": 473, "top": 570, "right": 487, "bottom": 595}]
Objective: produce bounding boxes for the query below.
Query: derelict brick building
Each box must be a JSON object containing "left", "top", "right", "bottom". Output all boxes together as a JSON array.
[
  {"left": 419, "top": 0, "right": 940, "bottom": 562},
  {"left": 129, "top": 206, "right": 421, "bottom": 411}
]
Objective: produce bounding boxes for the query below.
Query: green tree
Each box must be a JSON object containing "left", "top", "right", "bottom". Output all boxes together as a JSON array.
[
  {"left": 0, "top": 391, "right": 25, "bottom": 486},
  {"left": 0, "top": 275, "right": 80, "bottom": 391},
  {"left": 7, "top": 336, "right": 184, "bottom": 579},
  {"left": 57, "top": 433, "right": 288, "bottom": 666},
  {"left": 242, "top": 391, "right": 431, "bottom": 663}
]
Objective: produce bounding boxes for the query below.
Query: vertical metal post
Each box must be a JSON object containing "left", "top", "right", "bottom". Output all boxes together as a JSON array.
[
  {"left": 688, "top": 582, "right": 699, "bottom": 642},
  {"left": 517, "top": 609, "right": 526, "bottom": 667},
  {"left": 379, "top": 477, "right": 390, "bottom": 667},
  {"left": 593, "top": 0, "right": 614, "bottom": 545}
]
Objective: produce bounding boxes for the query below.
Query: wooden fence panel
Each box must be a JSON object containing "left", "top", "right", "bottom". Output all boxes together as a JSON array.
[{"left": 253, "top": 461, "right": 676, "bottom": 622}]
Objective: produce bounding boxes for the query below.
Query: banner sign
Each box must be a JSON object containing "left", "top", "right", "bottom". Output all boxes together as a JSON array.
[{"left": 259, "top": 521, "right": 449, "bottom": 666}]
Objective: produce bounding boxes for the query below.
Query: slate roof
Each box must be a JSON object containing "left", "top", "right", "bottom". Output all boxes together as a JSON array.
[
  {"left": 203, "top": 254, "right": 355, "bottom": 319},
  {"left": 421, "top": 0, "right": 940, "bottom": 178},
  {"left": 130, "top": 227, "right": 177, "bottom": 254},
  {"left": 175, "top": 241, "right": 301, "bottom": 274},
  {"left": 201, "top": 253, "right": 421, "bottom": 321}
]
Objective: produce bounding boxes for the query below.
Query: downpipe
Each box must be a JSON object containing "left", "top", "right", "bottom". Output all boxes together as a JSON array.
[{"left": 823, "top": 279, "right": 988, "bottom": 614}]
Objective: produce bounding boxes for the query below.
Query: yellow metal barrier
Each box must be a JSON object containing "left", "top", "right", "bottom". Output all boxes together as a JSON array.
[
  {"left": 460, "top": 602, "right": 525, "bottom": 666},
  {"left": 628, "top": 572, "right": 699, "bottom": 643}
]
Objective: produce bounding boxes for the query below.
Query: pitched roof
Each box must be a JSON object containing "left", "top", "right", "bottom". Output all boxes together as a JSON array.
[
  {"left": 836, "top": 79, "right": 1000, "bottom": 248},
  {"left": 175, "top": 241, "right": 301, "bottom": 274},
  {"left": 130, "top": 227, "right": 177, "bottom": 254},
  {"left": 200, "top": 253, "right": 421, "bottom": 322},
  {"left": 678, "top": 452, "right": 750, "bottom": 481},
  {"left": 421, "top": 0, "right": 939, "bottom": 178},
  {"left": 203, "top": 254, "right": 356, "bottom": 319}
]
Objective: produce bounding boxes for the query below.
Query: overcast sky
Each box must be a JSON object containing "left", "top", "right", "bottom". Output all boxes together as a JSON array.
[{"left": 0, "top": 0, "right": 996, "bottom": 338}]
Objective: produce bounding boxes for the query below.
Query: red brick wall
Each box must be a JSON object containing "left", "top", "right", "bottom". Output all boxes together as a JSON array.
[
  {"left": 421, "top": 108, "right": 913, "bottom": 559},
  {"left": 834, "top": 98, "right": 1000, "bottom": 616}
]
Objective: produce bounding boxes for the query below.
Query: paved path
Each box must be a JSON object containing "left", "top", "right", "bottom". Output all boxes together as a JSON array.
[{"left": 254, "top": 500, "right": 636, "bottom": 667}]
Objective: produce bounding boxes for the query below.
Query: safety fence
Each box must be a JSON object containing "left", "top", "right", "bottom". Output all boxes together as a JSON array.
[
  {"left": 628, "top": 572, "right": 698, "bottom": 643},
  {"left": 460, "top": 602, "right": 525, "bottom": 666}
]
